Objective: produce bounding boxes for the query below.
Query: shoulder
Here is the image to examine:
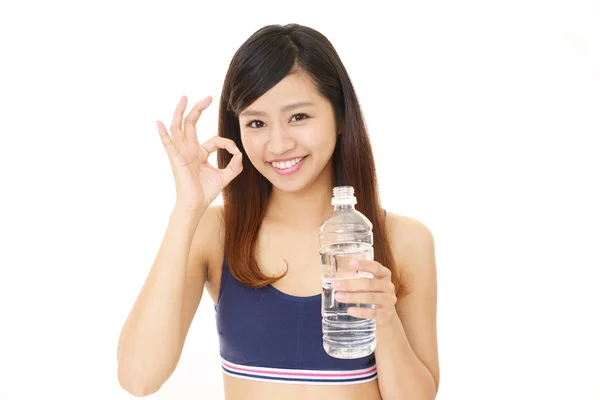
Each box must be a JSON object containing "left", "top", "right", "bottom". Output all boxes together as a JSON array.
[
  {"left": 384, "top": 212, "right": 436, "bottom": 292},
  {"left": 199, "top": 203, "right": 225, "bottom": 251},
  {"left": 197, "top": 205, "right": 225, "bottom": 288},
  {"left": 190, "top": 204, "right": 225, "bottom": 250},
  {"left": 188, "top": 204, "right": 224, "bottom": 273},
  {"left": 199, "top": 204, "right": 225, "bottom": 234},
  {"left": 385, "top": 212, "right": 435, "bottom": 258}
]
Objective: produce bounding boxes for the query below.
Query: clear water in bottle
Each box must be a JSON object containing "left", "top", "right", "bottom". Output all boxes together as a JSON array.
[{"left": 319, "top": 186, "right": 376, "bottom": 359}]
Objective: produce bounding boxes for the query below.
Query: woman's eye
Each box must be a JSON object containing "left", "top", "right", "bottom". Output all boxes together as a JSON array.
[
  {"left": 291, "top": 113, "right": 309, "bottom": 122},
  {"left": 247, "top": 120, "right": 265, "bottom": 128}
]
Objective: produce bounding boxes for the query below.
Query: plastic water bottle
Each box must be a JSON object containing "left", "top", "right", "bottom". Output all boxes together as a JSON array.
[{"left": 319, "top": 186, "right": 376, "bottom": 359}]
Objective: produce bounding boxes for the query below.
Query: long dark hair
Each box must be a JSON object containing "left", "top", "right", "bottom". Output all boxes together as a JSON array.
[{"left": 217, "top": 24, "right": 407, "bottom": 296}]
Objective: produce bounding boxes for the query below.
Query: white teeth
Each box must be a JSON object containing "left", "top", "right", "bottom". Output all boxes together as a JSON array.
[{"left": 271, "top": 157, "right": 303, "bottom": 169}]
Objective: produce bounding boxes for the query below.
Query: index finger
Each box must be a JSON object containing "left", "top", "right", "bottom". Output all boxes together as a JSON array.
[
  {"left": 350, "top": 259, "right": 391, "bottom": 278},
  {"left": 183, "top": 96, "right": 212, "bottom": 135},
  {"left": 200, "top": 136, "right": 241, "bottom": 155},
  {"left": 170, "top": 95, "right": 188, "bottom": 136}
]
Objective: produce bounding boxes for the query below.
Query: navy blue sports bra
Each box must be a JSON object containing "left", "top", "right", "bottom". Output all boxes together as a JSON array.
[{"left": 214, "top": 258, "right": 377, "bottom": 385}]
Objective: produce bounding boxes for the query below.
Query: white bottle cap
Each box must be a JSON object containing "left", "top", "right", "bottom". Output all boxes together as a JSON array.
[{"left": 332, "top": 186, "right": 357, "bottom": 205}]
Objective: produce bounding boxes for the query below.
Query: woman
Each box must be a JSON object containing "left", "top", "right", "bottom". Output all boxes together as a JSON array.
[{"left": 117, "top": 23, "right": 439, "bottom": 399}]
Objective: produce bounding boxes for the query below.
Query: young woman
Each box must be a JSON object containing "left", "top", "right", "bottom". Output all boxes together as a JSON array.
[{"left": 117, "top": 23, "right": 440, "bottom": 400}]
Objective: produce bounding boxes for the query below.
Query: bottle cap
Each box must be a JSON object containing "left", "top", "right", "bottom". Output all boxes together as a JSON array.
[{"left": 332, "top": 186, "right": 357, "bottom": 205}]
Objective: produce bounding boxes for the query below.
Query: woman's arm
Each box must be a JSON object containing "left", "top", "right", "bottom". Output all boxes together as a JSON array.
[
  {"left": 375, "top": 215, "right": 440, "bottom": 399},
  {"left": 117, "top": 205, "right": 221, "bottom": 397},
  {"left": 335, "top": 214, "right": 439, "bottom": 399}
]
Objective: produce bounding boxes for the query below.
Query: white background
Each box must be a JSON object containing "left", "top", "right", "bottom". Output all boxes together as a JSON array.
[{"left": 0, "top": 0, "right": 598, "bottom": 399}]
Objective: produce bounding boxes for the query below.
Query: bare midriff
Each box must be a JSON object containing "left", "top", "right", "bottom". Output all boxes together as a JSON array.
[{"left": 222, "top": 374, "right": 382, "bottom": 400}]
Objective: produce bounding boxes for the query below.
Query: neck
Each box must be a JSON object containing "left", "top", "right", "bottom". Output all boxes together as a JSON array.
[{"left": 266, "top": 165, "right": 335, "bottom": 228}]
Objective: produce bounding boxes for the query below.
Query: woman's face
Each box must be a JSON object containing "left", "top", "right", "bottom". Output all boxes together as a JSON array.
[{"left": 238, "top": 69, "right": 338, "bottom": 193}]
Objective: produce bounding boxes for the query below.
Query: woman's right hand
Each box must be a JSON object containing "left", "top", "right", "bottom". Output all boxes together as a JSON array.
[{"left": 156, "top": 95, "right": 243, "bottom": 212}]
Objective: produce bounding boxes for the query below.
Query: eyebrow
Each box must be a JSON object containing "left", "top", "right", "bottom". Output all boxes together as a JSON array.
[{"left": 239, "top": 101, "right": 315, "bottom": 117}]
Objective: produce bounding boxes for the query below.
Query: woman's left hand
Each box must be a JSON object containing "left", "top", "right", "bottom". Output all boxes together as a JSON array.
[{"left": 332, "top": 258, "right": 399, "bottom": 327}]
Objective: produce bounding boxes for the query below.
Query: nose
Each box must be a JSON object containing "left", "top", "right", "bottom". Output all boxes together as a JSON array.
[{"left": 266, "top": 125, "right": 296, "bottom": 156}]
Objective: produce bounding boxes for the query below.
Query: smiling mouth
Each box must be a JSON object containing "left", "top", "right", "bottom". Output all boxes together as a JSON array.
[
  {"left": 267, "top": 156, "right": 308, "bottom": 176},
  {"left": 269, "top": 156, "right": 306, "bottom": 170}
]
